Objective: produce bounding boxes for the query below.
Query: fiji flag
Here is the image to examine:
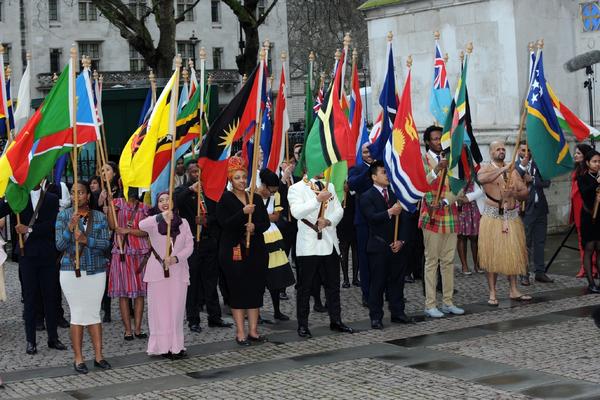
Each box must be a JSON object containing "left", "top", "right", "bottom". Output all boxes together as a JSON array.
[
  {"left": 430, "top": 41, "right": 452, "bottom": 125},
  {"left": 525, "top": 51, "right": 573, "bottom": 179},
  {"left": 368, "top": 39, "right": 397, "bottom": 161}
]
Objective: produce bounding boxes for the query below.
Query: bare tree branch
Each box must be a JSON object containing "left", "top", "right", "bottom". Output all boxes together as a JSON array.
[{"left": 174, "top": 0, "right": 202, "bottom": 24}]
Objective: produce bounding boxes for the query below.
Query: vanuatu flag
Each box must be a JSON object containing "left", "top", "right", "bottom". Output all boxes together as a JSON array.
[
  {"left": 198, "top": 63, "right": 264, "bottom": 201},
  {"left": 526, "top": 52, "right": 573, "bottom": 179}
]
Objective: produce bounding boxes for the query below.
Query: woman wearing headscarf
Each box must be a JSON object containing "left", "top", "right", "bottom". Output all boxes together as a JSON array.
[
  {"left": 258, "top": 169, "right": 295, "bottom": 321},
  {"left": 140, "top": 192, "right": 194, "bottom": 358},
  {"left": 216, "top": 157, "right": 270, "bottom": 346},
  {"left": 55, "top": 181, "right": 112, "bottom": 374}
]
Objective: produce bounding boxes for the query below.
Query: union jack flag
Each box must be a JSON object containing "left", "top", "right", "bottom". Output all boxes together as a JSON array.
[
  {"left": 313, "top": 83, "right": 324, "bottom": 112},
  {"left": 433, "top": 43, "right": 449, "bottom": 89}
]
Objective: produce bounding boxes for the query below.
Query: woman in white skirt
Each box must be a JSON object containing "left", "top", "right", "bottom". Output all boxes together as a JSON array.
[{"left": 55, "top": 181, "right": 112, "bottom": 374}]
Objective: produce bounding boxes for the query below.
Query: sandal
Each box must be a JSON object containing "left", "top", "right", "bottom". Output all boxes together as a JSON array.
[
  {"left": 248, "top": 335, "right": 267, "bottom": 343},
  {"left": 134, "top": 332, "right": 148, "bottom": 339},
  {"left": 462, "top": 270, "right": 473, "bottom": 276},
  {"left": 487, "top": 298, "right": 499, "bottom": 307},
  {"left": 124, "top": 334, "right": 134, "bottom": 341},
  {"left": 510, "top": 294, "right": 533, "bottom": 301}
]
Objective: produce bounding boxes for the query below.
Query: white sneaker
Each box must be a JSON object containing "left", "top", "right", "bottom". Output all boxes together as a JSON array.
[
  {"left": 440, "top": 304, "right": 465, "bottom": 315},
  {"left": 424, "top": 307, "right": 444, "bottom": 318}
]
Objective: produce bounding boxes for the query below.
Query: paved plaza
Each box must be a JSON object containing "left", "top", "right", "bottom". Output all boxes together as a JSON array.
[{"left": 1, "top": 233, "right": 600, "bottom": 399}]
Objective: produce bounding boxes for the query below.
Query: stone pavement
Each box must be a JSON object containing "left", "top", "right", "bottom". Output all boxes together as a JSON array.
[{"left": 0, "top": 233, "right": 599, "bottom": 399}]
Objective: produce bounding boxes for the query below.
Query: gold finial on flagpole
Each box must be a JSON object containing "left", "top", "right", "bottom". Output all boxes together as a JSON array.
[
  {"left": 335, "top": 49, "right": 342, "bottom": 61},
  {"left": 148, "top": 68, "right": 155, "bottom": 83},
  {"left": 459, "top": 50, "right": 465, "bottom": 63},
  {"left": 444, "top": 53, "right": 449, "bottom": 64},
  {"left": 406, "top": 55, "right": 413, "bottom": 68},
  {"left": 188, "top": 58, "right": 195, "bottom": 71},
  {"left": 528, "top": 42, "right": 535, "bottom": 52},
  {"left": 208, "top": 73, "right": 213, "bottom": 85},
  {"left": 182, "top": 66, "right": 189, "bottom": 82},
  {"left": 260, "top": 46, "right": 266, "bottom": 60},
  {"left": 281, "top": 50, "right": 287, "bottom": 62},
  {"left": 199, "top": 46, "right": 207, "bottom": 61},
  {"left": 434, "top": 31, "right": 440, "bottom": 40},
  {"left": 263, "top": 39, "right": 270, "bottom": 52},
  {"left": 93, "top": 69, "right": 99, "bottom": 81},
  {"left": 466, "top": 42, "right": 474, "bottom": 54},
  {"left": 52, "top": 72, "right": 59, "bottom": 84},
  {"left": 26, "top": 52, "right": 31, "bottom": 61},
  {"left": 174, "top": 54, "right": 183, "bottom": 69},
  {"left": 536, "top": 38, "right": 544, "bottom": 49},
  {"left": 99, "top": 74, "right": 103, "bottom": 84},
  {"left": 309, "top": 51, "right": 315, "bottom": 62},
  {"left": 387, "top": 31, "right": 393, "bottom": 41},
  {"left": 5, "top": 65, "right": 11, "bottom": 79},
  {"left": 344, "top": 32, "right": 352, "bottom": 48}
]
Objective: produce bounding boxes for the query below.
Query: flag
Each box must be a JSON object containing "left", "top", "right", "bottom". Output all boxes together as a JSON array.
[
  {"left": 305, "top": 58, "right": 314, "bottom": 138},
  {"left": 548, "top": 84, "right": 600, "bottom": 141},
  {"left": 13, "top": 60, "right": 31, "bottom": 133},
  {"left": 149, "top": 84, "right": 202, "bottom": 202},
  {"left": 267, "top": 65, "right": 289, "bottom": 173},
  {"left": 1, "top": 60, "right": 98, "bottom": 212},
  {"left": 91, "top": 72, "right": 103, "bottom": 125},
  {"left": 441, "top": 53, "right": 469, "bottom": 194},
  {"left": 429, "top": 40, "right": 452, "bottom": 125},
  {"left": 178, "top": 80, "right": 189, "bottom": 112},
  {"left": 368, "top": 40, "right": 397, "bottom": 161},
  {"left": 0, "top": 77, "right": 14, "bottom": 138},
  {"left": 383, "top": 69, "right": 428, "bottom": 212},
  {"left": 525, "top": 52, "right": 574, "bottom": 179},
  {"left": 198, "top": 62, "right": 264, "bottom": 201},
  {"left": 120, "top": 70, "right": 177, "bottom": 191},
  {"left": 0, "top": 52, "right": 8, "bottom": 139},
  {"left": 258, "top": 91, "right": 273, "bottom": 169},
  {"left": 349, "top": 61, "right": 364, "bottom": 169},
  {"left": 304, "top": 53, "right": 351, "bottom": 179},
  {"left": 294, "top": 69, "right": 323, "bottom": 177}
]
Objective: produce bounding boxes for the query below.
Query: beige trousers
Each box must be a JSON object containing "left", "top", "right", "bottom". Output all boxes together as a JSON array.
[{"left": 423, "top": 230, "right": 457, "bottom": 309}]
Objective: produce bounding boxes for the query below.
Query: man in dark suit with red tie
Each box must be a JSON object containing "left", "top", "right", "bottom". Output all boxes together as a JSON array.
[{"left": 360, "top": 161, "right": 412, "bottom": 329}]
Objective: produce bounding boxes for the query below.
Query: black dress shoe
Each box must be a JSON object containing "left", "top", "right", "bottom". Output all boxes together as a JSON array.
[
  {"left": 189, "top": 324, "right": 202, "bottom": 333},
  {"left": 26, "top": 342, "right": 37, "bottom": 355},
  {"left": 171, "top": 350, "right": 188, "bottom": 359},
  {"left": 94, "top": 359, "right": 112, "bottom": 369},
  {"left": 274, "top": 312, "right": 290, "bottom": 321},
  {"left": 404, "top": 276, "right": 415, "bottom": 283},
  {"left": 297, "top": 326, "right": 312, "bottom": 338},
  {"left": 103, "top": 311, "right": 111, "bottom": 323},
  {"left": 371, "top": 320, "right": 384, "bottom": 330},
  {"left": 535, "top": 273, "right": 554, "bottom": 283},
  {"left": 352, "top": 279, "right": 361, "bottom": 287},
  {"left": 313, "top": 303, "right": 328, "bottom": 313},
  {"left": 248, "top": 335, "right": 267, "bottom": 343},
  {"left": 124, "top": 334, "right": 134, "bottom": 341},
  {"left": 279, "top": 291, "right": 289, "bottom": 300},
  {"left": 208, "top": 319, "right": 233, "bottom": 328},
  {"left": 391, "top": 314, "right": 415, "bottom": 324},
  {"left": 342, "top": 281, "right": 351, "bottom": 288},
  {"left": 258, "top": 316, "right": 273, "bottom": 325},
  {"left": 48, "top": 339, "right": 67, "bottom": 351},
  {"left": 73, "top": 362, "right": 88, "bottom": 374},
  {"left": 330, "top": 322, "right": 354, "bottom": 334},
  {"left": 57, "top": 317, "right": 70, "bottom": 329},
  {"left": 235, "top": 337, "right": 251, "bottom": 346},
  {"left": 134, "top": 332, "right": 148, "bottom": 339}
]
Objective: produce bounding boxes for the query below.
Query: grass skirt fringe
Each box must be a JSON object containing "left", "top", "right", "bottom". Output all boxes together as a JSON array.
[{"left": 478, "top": 206, "right": 527, "bottom": 275}]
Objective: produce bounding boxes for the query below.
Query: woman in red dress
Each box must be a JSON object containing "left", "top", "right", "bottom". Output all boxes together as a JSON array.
[{"left": 573, "top": 144, "right": 595, "bottom": 278}]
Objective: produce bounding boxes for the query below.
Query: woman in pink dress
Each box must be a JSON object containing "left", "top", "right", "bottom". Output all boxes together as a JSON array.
[
  {"left": 140, "top": 192, "right": 194, "bottom": 359},
  {"left": 573, "top": 144, "right": 596, "bottom": 278}
]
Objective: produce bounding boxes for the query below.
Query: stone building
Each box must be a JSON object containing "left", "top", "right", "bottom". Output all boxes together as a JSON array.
[
  {"left": 0, "top": 0, "right": 288, "bottom": 104},
  {"left": 360, "top": 0, "right": 599, "bottom": 231}
]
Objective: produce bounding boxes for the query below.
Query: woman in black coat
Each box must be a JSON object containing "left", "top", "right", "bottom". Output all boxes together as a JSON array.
[
  {"left": 217, "top": 157, "right": 270, "bottom": 346},
  {"left": 577, "top": 149, "right": 600, "bottom": 293}
]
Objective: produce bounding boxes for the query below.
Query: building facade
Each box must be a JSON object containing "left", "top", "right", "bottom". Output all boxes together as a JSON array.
[
  {"left": 0, "top": 0, "right": 288, "bottom": 104},
  {"left": 360, "top": 0, "right": 599, "bottom": 231}
]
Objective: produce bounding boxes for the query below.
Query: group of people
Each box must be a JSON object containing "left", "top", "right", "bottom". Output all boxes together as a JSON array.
[{"left": 0, "top": 124, "right": 599, "bottom": 375}]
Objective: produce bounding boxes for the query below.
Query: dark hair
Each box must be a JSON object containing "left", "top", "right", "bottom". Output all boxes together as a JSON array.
[
  {"left": 584, "top": 149, "right": 600, "bottom": 163},
  {"left": 369, "top": 160, "right": 385, "bottom": 177},
  {"left": 73, "top": 180, "right": 98, "bottom": 209},
  {"left": 423, "top": 125, "right": 442, "bottom": 151},
  {"left": 89, "top": 175, "right": 101, "bottom": 188},
  {"left": 518, "top": 140, "right": 527, "bottom": 146},
  {"left": 260, "top": 168, "right": 280, "bottom": 187},
  {"left": 576, "top": 144, "right": 595, "bottom": 176}
]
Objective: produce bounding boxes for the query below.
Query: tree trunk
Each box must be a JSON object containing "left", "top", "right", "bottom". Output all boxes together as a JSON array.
[
  {"left": 237, "top": 24, "right": 259, "bottom": 76},
  {"left": 153, "top": 0, "right": 176, "bottom": 78}
]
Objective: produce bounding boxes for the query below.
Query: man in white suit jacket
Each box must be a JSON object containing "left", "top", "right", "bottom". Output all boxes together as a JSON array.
[{"left": 288, "top": 175, "right": 355, "bottom": 338}]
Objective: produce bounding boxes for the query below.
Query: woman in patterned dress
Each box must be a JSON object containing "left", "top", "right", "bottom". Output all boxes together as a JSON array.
[
  {"left": 106, "top": 187, "right": 150, "bottom": 340},
  {"left": 456, "top": 181, "right": 483, "bottom": 274}
]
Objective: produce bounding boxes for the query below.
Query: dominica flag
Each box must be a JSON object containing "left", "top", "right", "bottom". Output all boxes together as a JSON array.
[
  {"left": 525, "top": 51, "right": 573, "bottom": 179},
  {"left": 0, "top": 59, "right": 98, "bottom": 212},
  {"left": 198, "top": 61, "right": 265, "bottom": 201}
]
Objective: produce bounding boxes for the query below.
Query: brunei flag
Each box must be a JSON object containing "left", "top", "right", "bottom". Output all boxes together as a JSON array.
[
  {"left": 304, "top": 51, "right": 352, "bottom": 180},
  {"left": 525, "top": 51, "right": 573, "bottom": 179},
  {"left": 120, "top": 70, "right": 177, "bottom": 192},
  {"left": 198, "top": 63, "right": 264, "bottom": 201}
]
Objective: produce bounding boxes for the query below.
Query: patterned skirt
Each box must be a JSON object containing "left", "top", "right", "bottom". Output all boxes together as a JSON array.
[
  {"left": 457, "top": 201, "right": 481, "bottom": 236},
  {"left": 108, "top": 253, "right": 147, "bottom": 298}
]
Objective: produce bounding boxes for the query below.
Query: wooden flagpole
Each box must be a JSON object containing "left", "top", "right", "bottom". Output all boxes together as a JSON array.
[
  {"left": 164, "top": 55, "right": 183, "bottom": 278},
  {"left": 341, "top": 32, "right": 351, "bottom": 101},
  {"left": 91, "top": 69, "right": 104, "bottom": 192},
  {"left": 71, "top": 47, "right": 81, "bottom": 277},
  {"left": 246, "top": 46, "right": 267, "bottom": 251},
  {"left": 196, "top": 47, "right": 207, "bottom": 243}
]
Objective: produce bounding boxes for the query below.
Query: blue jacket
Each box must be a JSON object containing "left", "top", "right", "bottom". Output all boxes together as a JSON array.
[{"left": 347, "top": 162, "right": 372, "bottom": 226}]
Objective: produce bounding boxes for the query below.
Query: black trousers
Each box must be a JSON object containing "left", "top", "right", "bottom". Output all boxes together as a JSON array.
[
  {"left": 296, "top": 252, "right": 341, "bottom": 328},
  {"left": 186, "top": 243, "right": 222, "bottom": 325},
  {"left": 20, "top": 257, "right": 59, "bottom": 344},
  {"left": 339, "top": 236, "right": 359, "bottom": 283},
  {"left": 368, "top": 249, "right": 407, "bottom": 321}
]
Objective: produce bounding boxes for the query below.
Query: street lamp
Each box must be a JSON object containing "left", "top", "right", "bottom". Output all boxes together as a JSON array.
[{"left": 189, "top": 30, "right": 199, "bottom": 66}]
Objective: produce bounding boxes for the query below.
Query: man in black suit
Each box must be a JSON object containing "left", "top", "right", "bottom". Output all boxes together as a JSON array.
[
  {"left": 0, "top": 184, "right": 67, "bottom": 354},
  {"left": 360, "top": 161, "right": 412, "bottom": 329}
]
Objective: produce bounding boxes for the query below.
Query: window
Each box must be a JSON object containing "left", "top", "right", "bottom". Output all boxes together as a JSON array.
[
  {"left": 177, "top": 0, "right": 195, "bottom": 22},
  {"left": 177, "top": 41, "right": 195, "bottom": 62},
  {"left": 257, "top": 0, "right": 267, "bottom": 19},
  {"left": 78, "top": 42, "right": 101, "bottom": 70},
  {"left": 79, "top": 0, "right": 97, "bottom": 21},
  {"left": 0, "top": 1, "right": 3, "bottom": 22},
  {"left": 50, "top": 48, "right": 62, "bottom": 73},
  {"left": 211, "top": 0, "right": 221, "bottom": 24},
  {"left": 212, "top": 47, "right": 223, "bottom": 69},
  {"left": 48, "top": 0, "right": 59, "bottom": 21},
  {"left": 129, "top": 45, "right": 146, "bottom": 72},
  {"left": 1, "top": 43, "right": 10, "bottom": 67},
  {"left": 128, "top": 0, "right": 147, "bottom": 19},
  {"left": 266, "top": 42, "right": 274, "bottom": 72}
]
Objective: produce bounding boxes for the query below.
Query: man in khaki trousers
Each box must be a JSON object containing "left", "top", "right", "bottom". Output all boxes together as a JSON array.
[{"left": 418, "top": 126, "right": 465, "bottom": 318}]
